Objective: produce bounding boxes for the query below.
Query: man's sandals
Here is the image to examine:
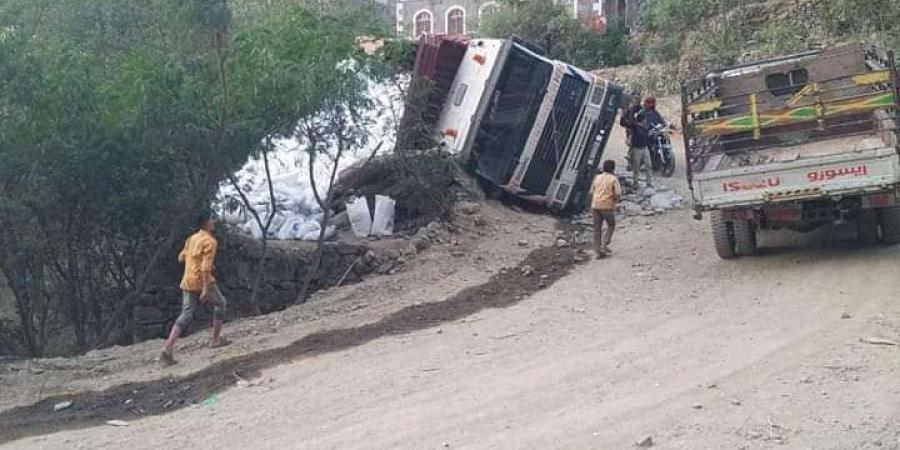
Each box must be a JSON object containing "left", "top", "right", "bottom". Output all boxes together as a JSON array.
[{"left": 209, "top": 337, "right": 232, "bottom": 349}]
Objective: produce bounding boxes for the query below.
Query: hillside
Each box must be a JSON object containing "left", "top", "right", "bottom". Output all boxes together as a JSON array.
[{"left": 599, "top": 0, "right": 899, "bottom": 94}]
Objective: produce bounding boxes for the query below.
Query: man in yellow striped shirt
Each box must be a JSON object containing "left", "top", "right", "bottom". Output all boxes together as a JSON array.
[
  {"left": 160, "top": 212, "right": 229, "bottom": 366},
  {"left": 590, "top": 160, "right": 622, "bottom": 258}
]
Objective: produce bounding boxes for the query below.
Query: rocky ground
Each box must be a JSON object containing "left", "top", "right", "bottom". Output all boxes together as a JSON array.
[
  {"left": 0, "top": 200, "right": 559, "bottom": 415},
  {"left": 2, "top": 99, "right": 899, "bottom": 449},
  {"left": 5, "top": 185, "right": 900, "bottom": 449}
]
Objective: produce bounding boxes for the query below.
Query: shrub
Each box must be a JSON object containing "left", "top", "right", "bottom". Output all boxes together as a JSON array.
[{"left": 480, "top": 0, "right": 635, "bottom": 68}]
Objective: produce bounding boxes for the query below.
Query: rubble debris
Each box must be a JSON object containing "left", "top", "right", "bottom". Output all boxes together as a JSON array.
[
  {"left": 457, "top": 202, "right": 481, "bottom": 215},
  {"left": 421, "top": 221, "right": 451, "bottom": 244},
  {"left": 636, "top": 436, "right": 654, "bottom": 448},
  {"left": 621, "top": 201, "right": 645, "bottom": 217},
  {"left": 860, "top": 337, "right": 899, "bottom": 346},
  {"left": 649, "top": 192, "right": 684, "bottom": 210},
  {"left": 53, "top": 401, "right": 73, "bottom": 412},
  {"left": 841, "top": 311, "right": 851, "bottom": 319}
]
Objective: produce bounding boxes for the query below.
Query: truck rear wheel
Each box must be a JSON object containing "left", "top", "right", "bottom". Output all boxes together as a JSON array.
[
  {"left": 880, "top": 206, "right": 900, "bottom": 244},
  {"left": 858, "top": 209, "right": 880, "bottom": 245},
  {"left": 711, "top": 211, "right": 737, "bottom": 259},
  {"left": 733, "top": 219, "right": 758, "bottom": 256}
]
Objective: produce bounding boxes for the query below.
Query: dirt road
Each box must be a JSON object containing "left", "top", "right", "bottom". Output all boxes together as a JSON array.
[
  {"left": 5, "top": 204, "right": 900, "bottom": 449},
  {"left": 4, "top": 100, "right": 900, "bottom": 448}
]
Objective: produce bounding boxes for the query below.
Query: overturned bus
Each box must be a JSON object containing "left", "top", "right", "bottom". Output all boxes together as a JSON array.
[{"left": 407, "top": 35, "right": 624, "bottom": 213}]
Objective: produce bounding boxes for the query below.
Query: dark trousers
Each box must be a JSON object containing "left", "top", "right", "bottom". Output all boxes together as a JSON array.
[{"left": 592, "top": 209, "right": 616, "bottom": 253}]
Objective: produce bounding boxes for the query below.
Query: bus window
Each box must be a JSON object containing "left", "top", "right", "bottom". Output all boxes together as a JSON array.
[
  {"left": 591, "top": 83, "right": 607, "bottom": 105},
  {"left": 454, "top": 83, "right": 469, "bottom": 107}
]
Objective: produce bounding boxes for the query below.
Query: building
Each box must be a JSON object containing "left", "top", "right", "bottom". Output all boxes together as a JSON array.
[
  {"left": 393, "top": 0, "right": 638, "bottom": 39},
  {"left": 601, "top": 0, "right": 640, "bottom": 29},
  {"left": 392, "top": 0, "right": 495, "bottom": 38}
]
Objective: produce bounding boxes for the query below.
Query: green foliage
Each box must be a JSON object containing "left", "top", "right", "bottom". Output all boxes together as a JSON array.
[
  {"left": 700, "top": 29, "right": 750, "bottom": 67},
  {"left": 640, "top": 0, "right": 713, "bottom": 34},
  {"left": 0, "top": 0, "right": 390, "bottom": 355},
  {"left": 641, "top": 34, "right": 683, "bottom": 62},
  {"left": 822, "top": 0, "right": 900, "bottom": 51},
  {"left": 387, "top": 149, "right": 461, "bottom": 227},
  {"left": 639, "top": 0, "right": 900, "bottom": 67},
  {"left": 599, "top": 25, "right": 635, "bottom": 67},
  {"left": 479, "top": 0, "right": 634, "bottom": 68},
  {"left": 639, "top": 0, "right": 723, "bottom": 63},
  {"left": 755, "top": 22, "right": 807, "bottom": 56}
]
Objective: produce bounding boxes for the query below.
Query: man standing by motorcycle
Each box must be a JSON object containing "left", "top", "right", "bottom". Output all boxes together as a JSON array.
[
  {"left": 621, "top": 95, "right": 653, "bottom": 188},
  {"left": 637, "top": 97, "right": 667, "bottom": 171},
  {"left": 639, "top": 97, "right": 666, "bottom": 130}
]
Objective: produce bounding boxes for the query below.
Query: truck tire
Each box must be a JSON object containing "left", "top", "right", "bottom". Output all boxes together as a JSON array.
[
  {"left": 733, "top": 219, "right": 758, "bottom": 256},
  {"left": 880, "top": 206, "right": 900, "bottom": 244},
  {"left": 858, "top": 209, "right": 880, "bottom": 245},
  {"left": 711, "top": 211, "right": 737, "bottom": 259}
]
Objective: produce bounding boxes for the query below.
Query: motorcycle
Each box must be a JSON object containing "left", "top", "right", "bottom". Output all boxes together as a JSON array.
[{"left": 648, "top": 123, "right": 676, "bottom": 177}]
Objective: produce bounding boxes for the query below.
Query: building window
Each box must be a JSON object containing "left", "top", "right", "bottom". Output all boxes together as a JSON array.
[
  {"left": 414, "top": 9, "right": 433, "bottom": 37},
  {"left": 446, "top": 7, "right": 466, "bottom": 35}
]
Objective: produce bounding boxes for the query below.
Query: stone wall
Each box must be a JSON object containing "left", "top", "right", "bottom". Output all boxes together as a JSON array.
[{"left": 0, "top": 273, "right": 13, "bottom": 321}]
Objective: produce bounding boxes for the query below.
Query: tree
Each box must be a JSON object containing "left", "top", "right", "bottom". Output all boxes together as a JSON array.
[
  {"left": 0, "top": 0, "right": 390, "bottom": 355},
  {"left": 823, "top": 0, "right": 900, "bottom": 51},
  {"left": 0, "top": 0, "right": 223, "bottom": 354},
  {"left": 294, "top": 61, "right": 375, "bottom": 304},
  {"left": 225, "top": 3, "right": 379, "bottom": 306},
  {"left": 479, "top": 0, "right": 634, "bottom": 68}
]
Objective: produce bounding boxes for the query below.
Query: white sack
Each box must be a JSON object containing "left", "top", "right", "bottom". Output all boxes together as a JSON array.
[
  {"left": 346, "top": 197, "right": 372, "bottom": 237},
  {"left": 371, "top": 195, "right": 396, "bottom": 237}
]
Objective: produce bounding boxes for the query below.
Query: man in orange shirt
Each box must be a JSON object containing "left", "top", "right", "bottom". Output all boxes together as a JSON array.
[
  {"left": 589, "top": 160, "right": 622, "bottom": 258},
  {"left": 160, "top": 212, "right": 229, "bottom": 366}
]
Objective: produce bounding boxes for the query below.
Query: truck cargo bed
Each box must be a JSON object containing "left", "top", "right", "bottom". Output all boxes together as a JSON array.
[
  {"left": 708, "top": 135, "right": 889, "bottom": 170},
  {"left": 682, "top": 44, "right": 900, "bottom": 211}
]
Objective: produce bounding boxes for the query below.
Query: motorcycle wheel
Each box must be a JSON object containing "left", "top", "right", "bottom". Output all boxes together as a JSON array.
[
  {"left": 649, "top": 151, "right": 661, "bottom": 171},
  {"left": 661, "top": 157, "right": 676, "bottom": 177}
]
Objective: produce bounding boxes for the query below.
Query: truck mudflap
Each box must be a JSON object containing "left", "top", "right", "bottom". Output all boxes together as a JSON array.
[{"left": 692, "top": 147, "right": 900, "bottom": 209}]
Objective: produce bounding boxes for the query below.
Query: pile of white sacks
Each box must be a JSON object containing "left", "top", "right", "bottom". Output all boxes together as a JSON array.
[{"left": 215, "top": 75, "right": 404, "bottom": 241}]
